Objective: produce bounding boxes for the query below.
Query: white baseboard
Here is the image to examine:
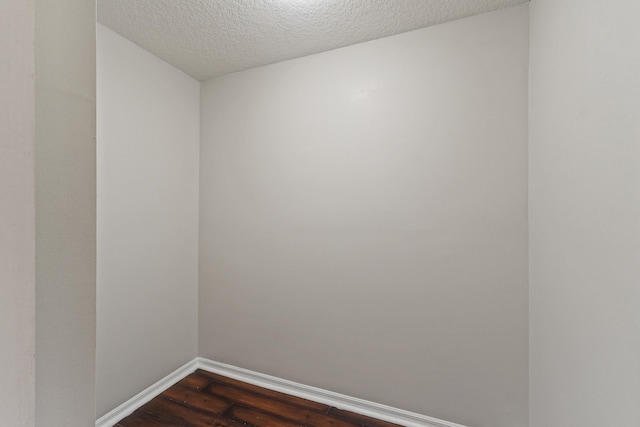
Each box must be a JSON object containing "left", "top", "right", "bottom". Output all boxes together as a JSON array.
[
  {"left": 196, "top": 357, "right": 467, "bottom": 427},
  {"left": 95, "top": 358, "right": 199, "bottom": 427},
  {"left": 96, "top": 357, "right": 468, "bottom": 427}
]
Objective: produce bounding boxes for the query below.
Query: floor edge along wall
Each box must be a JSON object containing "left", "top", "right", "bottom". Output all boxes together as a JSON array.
[{"left": 95, "top": 358, "right": 468, "bottom": 427}]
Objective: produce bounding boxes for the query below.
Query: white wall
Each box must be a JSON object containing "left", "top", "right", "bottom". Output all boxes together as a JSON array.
[
  {"left": 0, "top": 1, "right": 35, "bottom": 425},
  {"left": 96, "top": 25, "right": 200, "bottom": 417},
  {"left": 200, "top": 5, "right": 529, "bottom": 427},
  {"left": 34, "top": 0, "right": 97, "bottom": 425},
  {"left": 529, "top": 1, "right": 640, "bottom": 426}
]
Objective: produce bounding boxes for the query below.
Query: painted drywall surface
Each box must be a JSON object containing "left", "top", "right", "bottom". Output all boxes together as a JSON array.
[
  {"left": 96, "top": 25, "right": 200, "bottom": 417},
  {"left": 0, "top": 1, "right": 35, "bottom": 425},
  {"left": 34, "top": 0, "right": 97, "bottom": 425},
  {"left": 529, "top": 1, "right": 640, "bottom": 426},
  {"left": 200, "top": 5, "right": 529, "bottom": 427}
]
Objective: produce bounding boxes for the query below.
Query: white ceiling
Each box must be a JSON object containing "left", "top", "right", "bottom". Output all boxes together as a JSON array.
[{"left": 98, "top": 0, "right": 527, "bottom": 81}]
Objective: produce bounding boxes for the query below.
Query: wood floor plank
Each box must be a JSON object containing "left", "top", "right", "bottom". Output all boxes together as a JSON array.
[
  {"left": 117, "top": 409, "right": 192, "bottom": 426},
  {"left": 116, "top": 370, "right": 402, "bottom": 427},
  {"left": 142, "top": 397, "right": 240, "bottom": 427},
  {"left": 175, "top": 374, "right": 214, "bottom": 391},
  {"left": 162, "top": 384, "right": 231, "bottom": 415},
  {"left": 206, "top": 382, "right": 360, "bottom": 427},
  {"left": 195, "top": 369, "right": 329, "bottom": 412},
  {"left": 225, "top": 405, "right": 305, "bottom": 427}
]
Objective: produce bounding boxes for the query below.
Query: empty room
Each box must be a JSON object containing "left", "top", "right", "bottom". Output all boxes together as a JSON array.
[{"left": 2, "top": 1, "right": 638, "bottom": 427}]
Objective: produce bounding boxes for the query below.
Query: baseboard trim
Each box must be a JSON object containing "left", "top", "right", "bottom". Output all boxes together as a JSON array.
[
  {"left": 95, "top": 358, "right": 199, "bottom": 427},
  {"left": 96, "top": 357, "right": 468, "bottom": 427},
  {"left": 196, "top": 357, "right": 467, "bottom": 427}
]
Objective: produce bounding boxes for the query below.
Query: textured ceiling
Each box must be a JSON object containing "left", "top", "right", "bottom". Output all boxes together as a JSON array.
[{"left": 98, "top": 0, "right": 528, "bottom": 81}]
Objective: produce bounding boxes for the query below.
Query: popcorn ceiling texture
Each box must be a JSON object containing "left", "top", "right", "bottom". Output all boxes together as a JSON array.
[{"left": 98, "top": 0, "right": 527, "bottom": 81}]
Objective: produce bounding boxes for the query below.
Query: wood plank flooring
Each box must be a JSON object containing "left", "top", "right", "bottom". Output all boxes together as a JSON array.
[{"left": 115, "top": 369, "right": 401, "bottom": 427}]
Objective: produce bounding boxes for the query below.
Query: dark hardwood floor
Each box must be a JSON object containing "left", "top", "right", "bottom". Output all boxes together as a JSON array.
[{"left": 115, "top": 369, "right": 401, "bottom": 427}]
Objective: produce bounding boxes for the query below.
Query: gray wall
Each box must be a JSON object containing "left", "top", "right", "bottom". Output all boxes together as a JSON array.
[
  {"left": 0, "top": 1, "right": 35, "bottom": 425},
  {"left": 529, "top": 1, "right": 640, "bottom": 426},
  {"left": 199, "top": 5, "right": 529, "bottom": 427},
  {"left": 34, "top": 0, "right": 97, "bottom": 425},
  {"left": 96, "top": 25, "right": 200, "bottom": 417}
]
